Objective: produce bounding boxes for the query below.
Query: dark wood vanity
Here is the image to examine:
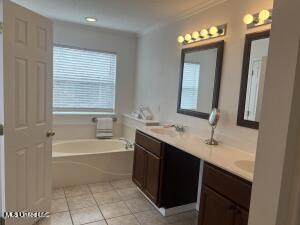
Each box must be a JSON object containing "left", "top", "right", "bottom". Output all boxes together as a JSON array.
[
  {"left": 132, "top": 130, "right": 252, "bottom": 225},
  {"left": 198, "top": 163, "right": 252, "bottom": 225},
  {"left": 132, "top": 130, "right": 200, "bottom": 208}
]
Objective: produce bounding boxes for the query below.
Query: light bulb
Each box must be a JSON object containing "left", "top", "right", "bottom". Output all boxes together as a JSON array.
[
  {"left": 259, "top": 10, "right": 271, "bottom": 21},
  {"left": 192, "top": 31, "right": 200, "bottom": 39},
  {"left": 177, "top": 36, "right": 185, "bottom": 43},
  {"left": 200, "top": 29, "right": 209, "bottom": 37},
  {"left": 243, "top": 14, "right": 254, "bottom": 25},
  {"left": 85, "top": 17, "right": 97, "bottom": 22},
  {"left": 209, "top": 26, "right": 219, "bottom": 36},
  {"left": 184, "top": 34, "right": 192, "bottom": 42}
]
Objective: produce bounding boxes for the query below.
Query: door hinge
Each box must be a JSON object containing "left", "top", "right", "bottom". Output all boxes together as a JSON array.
[
  {"left": 0, "top": 124, "right": 3, "bottom": 136},
  {"left": 0, "top": 22, "right": 3, "bottom": 34}
]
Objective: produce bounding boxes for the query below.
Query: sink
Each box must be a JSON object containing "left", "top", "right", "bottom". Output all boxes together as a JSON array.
[
  {"left": 150, "top": 128, "right": 177, "bottom": 137},
  {"left": 234, "top": 160, "right": 255, "bottom": 173}
]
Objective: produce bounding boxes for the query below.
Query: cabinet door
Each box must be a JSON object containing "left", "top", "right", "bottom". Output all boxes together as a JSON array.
[
  {"left": 144, "top": 151, "right": 161, "bottom": 205},
  {"left": 132, "top": 144, "right": 146, "bottom": 189},
  {"left": 234, "top": 207, "right": 249, "bottom": 225},
  {"left": 198, "top": 186, "right": 235, "bottom": 225}
]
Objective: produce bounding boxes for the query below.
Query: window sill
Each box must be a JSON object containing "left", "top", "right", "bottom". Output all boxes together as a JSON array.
[{"left": 53, "top": 112, "right": 116, "bottom": 116}]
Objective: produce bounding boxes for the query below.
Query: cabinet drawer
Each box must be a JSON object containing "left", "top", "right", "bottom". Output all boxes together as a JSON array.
[
  {"left": 135, "top": 130, "right": 163, "bottom": 157},
  {"left": 203, "top": 163, "right": 252, "bottom": 210}
]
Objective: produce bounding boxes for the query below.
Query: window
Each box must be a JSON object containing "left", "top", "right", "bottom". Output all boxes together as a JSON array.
[
  {"left": 180, "top": 62, "right": 200, "bottom": 110},
  {"left": 53, "top": 46, "right": 117, "bottom": 113}
]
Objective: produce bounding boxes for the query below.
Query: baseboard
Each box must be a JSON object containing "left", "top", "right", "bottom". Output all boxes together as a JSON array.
[
  {"left": 137, "top": 188, "right": 197, "bottom": 216},
  {"left": 158, "top": 203, "right": 197, "bottom": 216}
]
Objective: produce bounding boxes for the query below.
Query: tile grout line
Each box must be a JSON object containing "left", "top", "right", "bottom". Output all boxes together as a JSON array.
[
  {"left": 52, "top": 180, "right": 146, "bottom": 225},
  {"left": 63, "top": 187, "right": 75, "bottom": 225},
  {"left": 92, "top": 180, "right": 139, "bottom": 223},
  {"left": 51, "top": 181, "right": 198, "bottom": 225},
  {"left": 87, "top": 183, "right": 108, "bottom": 225}
]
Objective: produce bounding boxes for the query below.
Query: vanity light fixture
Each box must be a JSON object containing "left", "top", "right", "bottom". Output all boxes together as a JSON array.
[
  {"left": 177, "top": 24, "right": 227, "bottom": 45},
  {"left": 85, "top": 17, "right": 98, "bottom": 22},
  {"left": 184, "top": 34, "right": 192, "bottom": 42},
  {"left": 192, "top": 31, "right": 200, "bottom": 39},
  {"left": 177, "top": 36, "right": 185, "bottom": 44},
  {"left": 243, "top": 9, "right": 272, "bottom": 29}
]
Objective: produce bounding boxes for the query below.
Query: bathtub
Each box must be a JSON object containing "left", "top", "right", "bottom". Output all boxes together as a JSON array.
[{"left": 52, "top": 139, "right": 134, "bottom": 188}]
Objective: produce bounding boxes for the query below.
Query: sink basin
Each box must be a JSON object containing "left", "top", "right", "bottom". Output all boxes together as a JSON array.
[
  {"left": 234, "top": 160, "right": 255, "bottom": 173},
  {"left": 150, "top": 128, "right": 177, "bottom": 137}
]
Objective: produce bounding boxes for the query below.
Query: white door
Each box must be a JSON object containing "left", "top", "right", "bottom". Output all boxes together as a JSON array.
[{"left": 3, "top": 0, "right": 53, "bottom": 224}]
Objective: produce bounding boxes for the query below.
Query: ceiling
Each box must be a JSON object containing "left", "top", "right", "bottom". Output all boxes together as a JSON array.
[{"left": 13, "top": 0, "right": 223, "bottom": 34}]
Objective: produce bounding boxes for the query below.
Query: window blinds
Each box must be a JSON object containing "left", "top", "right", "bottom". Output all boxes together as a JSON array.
[
  {"left": 53, "top": 46, "right": 117, "bottom": 112},
  {"left": 181, "top": 63, "right": 200, "bottom": 110}
]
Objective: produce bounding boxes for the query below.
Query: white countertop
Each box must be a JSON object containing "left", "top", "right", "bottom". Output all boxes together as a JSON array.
[{"left": 138, "top": 126, "right": 255, "bottom": 182}]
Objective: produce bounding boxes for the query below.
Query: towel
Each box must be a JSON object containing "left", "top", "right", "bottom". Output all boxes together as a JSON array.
[{"left": 96, "top": 118, "right": 113, "bottom": 139}]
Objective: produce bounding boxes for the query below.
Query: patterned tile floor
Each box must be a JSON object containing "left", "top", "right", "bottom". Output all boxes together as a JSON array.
[{"left": 36, "top": 179, "right": 198, "bottom": 225}]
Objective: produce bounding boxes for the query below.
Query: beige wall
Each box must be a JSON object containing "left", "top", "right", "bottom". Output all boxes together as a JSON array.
[
  {"left": 249, "top": 0, "right": 300, "bottom": 224},
  {"left": 0, "top": 0, "right": 3, "bottom": 214},
  {"left": 134, "top": 0, "right": 273, "bottom": 154},
  {"left": 53, "top": 21, "right": 137, "bottom": 140}
]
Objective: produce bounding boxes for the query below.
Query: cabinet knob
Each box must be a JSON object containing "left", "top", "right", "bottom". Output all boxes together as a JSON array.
[{"left": 46, "top": 130, "right": 55, "bottom": 137}]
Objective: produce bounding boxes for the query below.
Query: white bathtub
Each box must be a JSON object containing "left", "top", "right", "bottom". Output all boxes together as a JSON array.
[{"left": 52, "top": 139, "right": 134, "bottom": 188}]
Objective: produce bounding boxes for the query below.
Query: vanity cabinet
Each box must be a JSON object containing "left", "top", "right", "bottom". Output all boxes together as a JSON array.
[
  {"left": 133, "top": 131, "right": 163, "bottom": 205},
  {"left": 198, "top": 163, "right": 252, "bottom": 225},
  {"left": 133, "top": 130, "right": 200, "bottom": 208}
]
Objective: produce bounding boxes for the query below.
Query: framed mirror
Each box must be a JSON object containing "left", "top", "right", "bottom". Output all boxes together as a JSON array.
[
  {"left": 177, "top": 41, "right": 224, "bottom": 119},
  {"left": 237, "top": 30, "right": 270, "bottom": 129}
]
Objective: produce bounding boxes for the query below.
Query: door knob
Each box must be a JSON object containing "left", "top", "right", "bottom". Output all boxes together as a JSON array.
[{"left": 46, "top": 130, "right": 55, "bottom": 137}]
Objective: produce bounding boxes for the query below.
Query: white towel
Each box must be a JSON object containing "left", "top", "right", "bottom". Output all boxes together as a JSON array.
[{"left": 96, "top": 118, "right": 113, "bottom": 139}]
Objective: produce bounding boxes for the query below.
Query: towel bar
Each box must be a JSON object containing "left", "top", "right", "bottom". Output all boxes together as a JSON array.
[{"left": 92, "top": 117, "right": 117, "bottom": 123}]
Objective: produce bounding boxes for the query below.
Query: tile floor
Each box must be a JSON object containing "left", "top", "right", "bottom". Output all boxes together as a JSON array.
[{"left": 36, "top": 179, "right": 198, "bottom": 225}]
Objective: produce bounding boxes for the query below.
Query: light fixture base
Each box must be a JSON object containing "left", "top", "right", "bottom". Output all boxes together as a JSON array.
[
  {"left": 246, "top": 9, "right": 272, "bottom": 29},
  {"left": 178, "top": 24, "right": 227, "bottom": 46}
]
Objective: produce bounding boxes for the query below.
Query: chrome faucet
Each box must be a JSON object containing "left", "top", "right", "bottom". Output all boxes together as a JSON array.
[
  {"left": 119, "top": 138, "right": 134, "bottom": 149},
  {"left": 174, "top": 124, "right": 186, "bottom": 132}
]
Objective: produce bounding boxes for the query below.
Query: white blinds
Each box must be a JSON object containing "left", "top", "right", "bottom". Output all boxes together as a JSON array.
[
  {"left": 53, "top": 46, "right": 117, "bottom": 112},
  {"left": 180, "top": 63, "right": 200, "bottom": 110}
]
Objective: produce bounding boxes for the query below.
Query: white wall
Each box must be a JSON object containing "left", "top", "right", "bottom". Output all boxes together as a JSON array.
[
  {"left": 0, "top": 0, "right": 5, "bottom": 215},
  {"left": 0, "top": 0, "right": 4, "bottom": 215},
  {"left": 134, "top": 0, "right": 273, "bottom": 154},
  {"left": 249, "top": 0, "right": 300, "bottom": 223},
  {"left": 53, "top": 21, "right": 137, "bottom": 140}
]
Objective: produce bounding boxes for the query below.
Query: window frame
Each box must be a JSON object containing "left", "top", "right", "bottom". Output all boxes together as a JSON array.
[
  {"left": 52, "top": 44, "right": 118, "bottom": 115},
  {"left": 180, "top": 62, "right": 200, "bottom": 111}
]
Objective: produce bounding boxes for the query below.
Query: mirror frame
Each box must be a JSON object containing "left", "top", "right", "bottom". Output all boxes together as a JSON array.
[
  {"left": 177, "top": 41, "right": 224, "bottom": 119},
  {"left": 237, "top": 30, "right": 270, "bottom": 129}
]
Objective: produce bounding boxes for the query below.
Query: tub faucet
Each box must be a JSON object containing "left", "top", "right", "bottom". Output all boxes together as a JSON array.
[{"left": 119, "top": 138, "right": 134, "bottom": 149}]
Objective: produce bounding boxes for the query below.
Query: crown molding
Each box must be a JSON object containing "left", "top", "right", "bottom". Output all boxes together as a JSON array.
[{"left": 139, "top": 0, "right": 228, "bottom": 37}]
